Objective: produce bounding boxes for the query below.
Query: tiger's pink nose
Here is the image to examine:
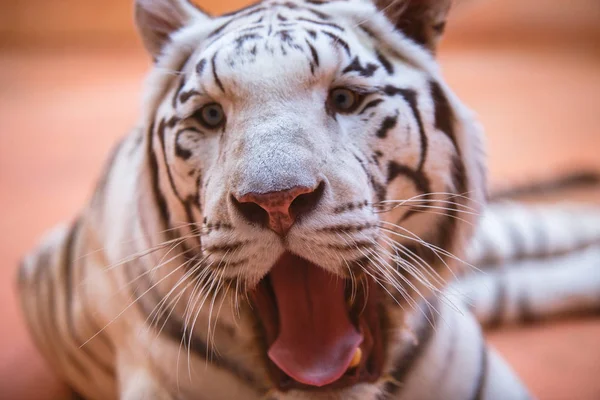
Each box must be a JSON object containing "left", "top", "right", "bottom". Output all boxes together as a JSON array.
[{"left": 233, "top": 183, "right": 324, "bottom": 235}]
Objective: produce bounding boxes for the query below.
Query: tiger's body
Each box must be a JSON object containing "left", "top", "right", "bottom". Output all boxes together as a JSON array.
[{"left": 17, "top": 0, "right": 600, "bottom": 399}]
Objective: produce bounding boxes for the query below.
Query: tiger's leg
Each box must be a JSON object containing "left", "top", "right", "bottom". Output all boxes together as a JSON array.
[
  {"left": 452, "top": 244, "right": 600, "bottom": 326},
  {"left": 18, "top": 221, "right": 118, "bottom": 400},
  {"left": 386, "top": 300, "right": 531, "bottom": 400},
  {"left": 457, "top": 202, "right": 600, "bottom": 325}
]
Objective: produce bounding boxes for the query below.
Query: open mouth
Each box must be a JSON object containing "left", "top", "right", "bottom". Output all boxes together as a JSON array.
[{"left": 250, "top": 252, "right": 385, "bottom": 391}]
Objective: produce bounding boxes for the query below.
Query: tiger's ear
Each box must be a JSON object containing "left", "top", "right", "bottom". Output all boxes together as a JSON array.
[
  {"left": 374, "top": 0, "right": 452, "bottom": 53},
  {"left": 135, "top": 0, "right": 211, "bottom": 60}
]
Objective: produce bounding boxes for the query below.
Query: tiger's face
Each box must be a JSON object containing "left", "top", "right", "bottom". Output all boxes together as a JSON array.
[{"left": 139, "top": 0, "right": 485, "bottom": 394}]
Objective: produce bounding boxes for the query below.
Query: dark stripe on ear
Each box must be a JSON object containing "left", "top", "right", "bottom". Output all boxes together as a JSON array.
[
  {"left": 211, "top": 52, "right": 225, "bottom": 92},
  {"left": 469, "top": 343, "right": 489, "bottom": 400},
  {"left": 383, "top": 86, "right": 428, "bottom": 171},
  {"left": 376, "top": 113, "right": 398, "bottom": 139},
  {"left": 382, "top": 298, "right": 439, "bottom": 398}
]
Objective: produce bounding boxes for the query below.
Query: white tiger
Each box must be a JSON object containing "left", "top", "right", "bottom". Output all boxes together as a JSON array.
[{"left": 17, "top": 0, "right": 600, "bottom": 399}]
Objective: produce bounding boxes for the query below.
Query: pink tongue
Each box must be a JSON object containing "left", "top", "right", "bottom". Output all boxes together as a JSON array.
[{"left": 268, "top": 253, "right": 363, "bottom": 387}]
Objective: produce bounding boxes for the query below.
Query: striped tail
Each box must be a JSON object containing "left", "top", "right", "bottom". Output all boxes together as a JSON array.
[{"left": 450, "top": 201, "right": 600, "bottom": 327}]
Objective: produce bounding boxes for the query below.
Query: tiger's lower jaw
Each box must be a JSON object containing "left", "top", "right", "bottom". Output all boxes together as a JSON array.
[{"left": 250, "top": 252, "right": 387, "bottom": 392}]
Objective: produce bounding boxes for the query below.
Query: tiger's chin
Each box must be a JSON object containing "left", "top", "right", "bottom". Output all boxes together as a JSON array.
[{"left": 250, "top": 251, "right": 387, "bottom": 392}]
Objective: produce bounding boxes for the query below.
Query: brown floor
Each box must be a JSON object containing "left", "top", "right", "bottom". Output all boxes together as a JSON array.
[{"left": 0, "top": 43, "right": 599, "bottom": 399}]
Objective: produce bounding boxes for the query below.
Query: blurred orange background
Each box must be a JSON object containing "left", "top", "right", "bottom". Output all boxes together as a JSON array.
[{"left": 1, "top": 0, "right": 599, "bottom": 399}]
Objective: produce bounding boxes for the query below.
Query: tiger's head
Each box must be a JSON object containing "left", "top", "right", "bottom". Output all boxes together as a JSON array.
[{"left": 135, "top": 0, "right": 486, "bottom": 396}]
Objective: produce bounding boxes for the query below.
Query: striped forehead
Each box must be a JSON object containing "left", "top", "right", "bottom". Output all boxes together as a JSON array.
[
  {"left": 206, "top": 0, "right": 350, "bottom": 42},
  {"left": 191, "top": 1, "right": 358, "bottom": 88}
]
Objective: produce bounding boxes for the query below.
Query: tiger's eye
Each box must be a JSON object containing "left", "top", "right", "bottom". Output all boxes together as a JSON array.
[
  {"left": 329, "top": 88, "right": 359, "bottom": 113},
  {"left": 197, "top": 103, "right": 225, "bottom": 128}
]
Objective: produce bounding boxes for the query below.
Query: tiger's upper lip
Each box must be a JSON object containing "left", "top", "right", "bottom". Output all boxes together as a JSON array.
[{"left": 249, "top": 251, "right": 386, "bottom": 391}]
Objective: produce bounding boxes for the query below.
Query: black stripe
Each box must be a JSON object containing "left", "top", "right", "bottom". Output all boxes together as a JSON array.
[
  {"left": 359, "top": 98, "right": 384, "bottom": 115},
  {"left": 179, "top": 89, "right": 202, "bottom": 104},
  {"left": 488, "top": 276, "right": 507, "bottom": 328},
  {"left": 196, "top": 58, "right": 207, "bottom": 75},
  {"left": 376, "top": 50, "right": 394, "bottom": 74},
  {"left": 354, "top": 152, "right": 386, "bottom": 202},
  {"left": 45, "top": 252, "right": 91, "bottom": 377},
  {"left": 63, "top": 220, "right": 115, "bottom": 377},
  {"left": 27, "top": 253, "right": 56, "bottom": 361},
  {"left": 306, "top": 40, "right": 319, "bottom": 67},
  {"left": 235, "top": 33, "right": 261, "bottom": 48},
  {"left": 384, "top": 86, "right": 428, "bottom": 171},
  {"left": 518, "top": 290, "right": 537, "bottom": 324},
  {"left": 342, "top": 56, "right": 379, "bottom": 77},
  {"left": 297, "top": 17, "right": 343, "bottom": 31},
  {"left": 321, "top": 31, "right": 351, "bottom": 56},
  {"left": 208, "top": 19, "right": 234, "bottom": 38},
  {"left": 157, "top": 118, "right": 201, "bottom": 250},
  {"left": 381, "top": 298, "right": 439, "bottom": 398},
  {"left": 375, "top": 113, "right": 398, "bottom": 139},
  {"left": 505, "top": 218, "right": 527, "bottom": 261},
  {"left": 470, "top": 344, "right": 489, "bottom": 400},
  {"left": 430, "top": 80, "right": 458, "bottom": 150},
  {"left": 172, "top": 75, "right": 186, "bottom": 108},
  {"left": 387, "top": 161, "right": 431, "bottom": 193},
  {"left": 127, "top": 261, "right": 264, "bottom": 391},
  {"left": 306, "top": 8, "right": 330, "bottom": 20},
  {"left": 174, "top": 127, "right": 203, "bottom": 160},
  {"left": 211, "top": 52, "right": 225, "bottom": 92},
  {"left": 147, "top": 120, "right": 172, "bottom": 236}
]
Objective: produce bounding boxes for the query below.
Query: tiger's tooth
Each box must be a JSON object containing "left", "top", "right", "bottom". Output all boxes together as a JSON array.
[{"left": 348, "top": 348, "right": 362, "bottom": 369}]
